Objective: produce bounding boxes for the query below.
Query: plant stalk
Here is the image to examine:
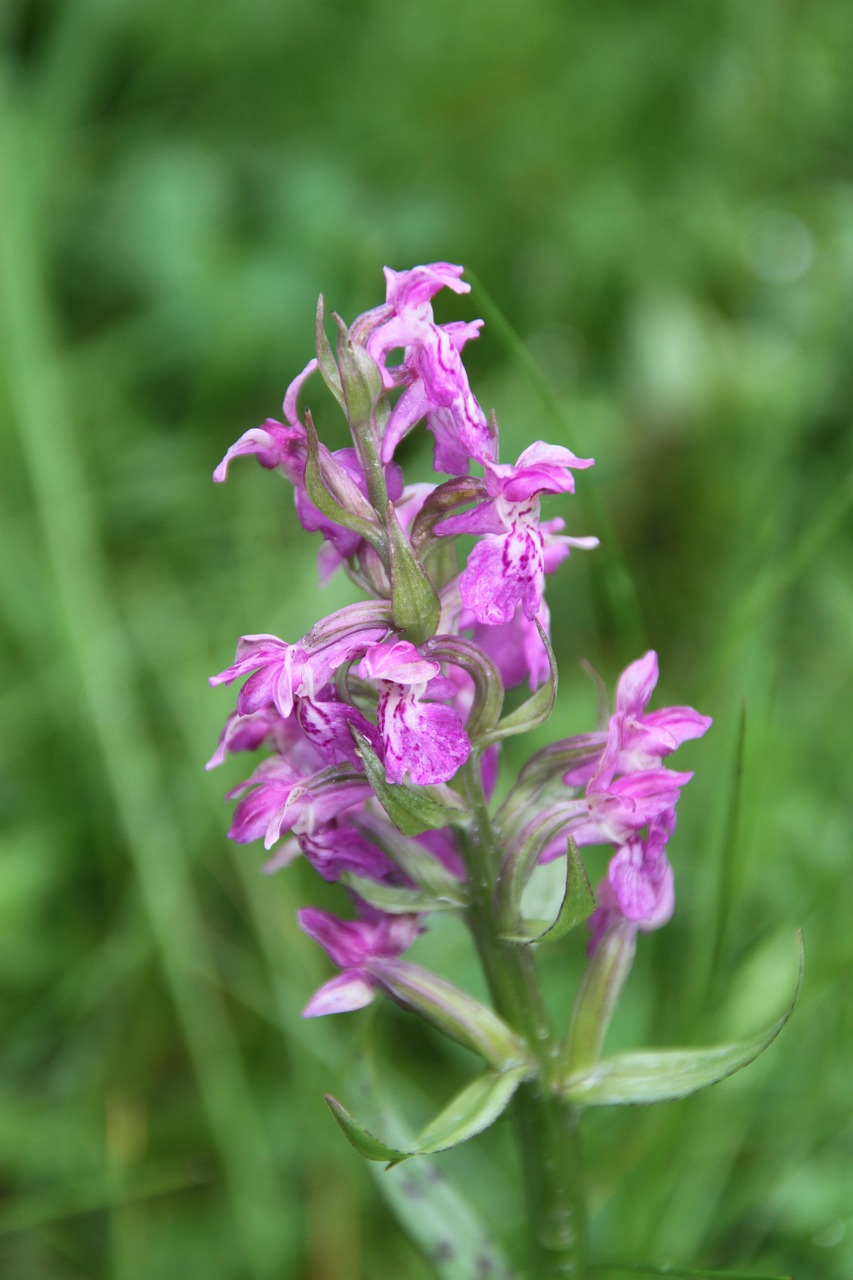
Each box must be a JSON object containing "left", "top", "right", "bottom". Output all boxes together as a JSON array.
[{"left": 460, "top": 760, "right": 589, "bottom": 1279}]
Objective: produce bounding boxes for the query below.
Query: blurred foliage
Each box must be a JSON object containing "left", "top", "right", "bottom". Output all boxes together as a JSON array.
[{"left": 1, "top": 0, "right": 851, "bottom": 1276}]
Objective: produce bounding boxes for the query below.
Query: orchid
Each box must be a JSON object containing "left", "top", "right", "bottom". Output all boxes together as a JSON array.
[{"left": 207, "top": 263, "right": 796, "bottom": 1280}]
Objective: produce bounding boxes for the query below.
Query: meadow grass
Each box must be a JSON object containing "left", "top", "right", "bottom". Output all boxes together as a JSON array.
[{"left": 1, "top": 2, "right": 851, "bottom": 1276}]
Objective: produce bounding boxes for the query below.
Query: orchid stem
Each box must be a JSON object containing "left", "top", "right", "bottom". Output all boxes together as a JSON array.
[{"left": 460, "top": 759, "right": 589, "bottom": 1279}]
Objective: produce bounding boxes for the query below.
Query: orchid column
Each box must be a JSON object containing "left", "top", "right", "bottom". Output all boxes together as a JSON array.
[{"left": 208, "top": 264, "right": 792, "bottom": 1280}]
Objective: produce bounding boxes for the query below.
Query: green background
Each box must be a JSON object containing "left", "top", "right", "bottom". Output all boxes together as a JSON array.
[{"left": 1, "top": 1, "right": 851, "bottom": 1276}]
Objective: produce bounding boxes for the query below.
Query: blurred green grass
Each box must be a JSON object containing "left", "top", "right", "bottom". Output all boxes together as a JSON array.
[{"left": 1, "top": 0, "right": 851, "bottom": 1276}]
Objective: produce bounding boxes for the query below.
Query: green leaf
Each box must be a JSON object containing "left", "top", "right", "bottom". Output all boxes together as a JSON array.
[
  {"left": 302, "top": 418, "right": 385, "bottom": 552},
  {"left": 346, "top": 1026, "right": 517, "bottom": 1279},
  {"left": 325, "top": 1094, "right": 405, "bottom": 1163},
  {"left": 326, "top": 1066, "right": 527, "bottom": 1168},
  {"left": 385, "top": 501, "right": 441, "bottom": 644},
  {"left": 501, "top": 839, "right": 595, "bottom": 944},
  {"left": 314, "top": 294, "right": 346, "bottom": 410},
  {"left": 477, "top": 621, "right": 557, "bottom": 746},
  {"left": 335, "top": 311, "right": 384, "bottom": 428},
  {"left": 559, "top": 935, "right": 803, "bottom": 1105},
  {"left": 350, "top": 727, "right": 470, "bottom": 836},
  {"left": 340, "top": 872, "right": 467, "bottom": 914}
]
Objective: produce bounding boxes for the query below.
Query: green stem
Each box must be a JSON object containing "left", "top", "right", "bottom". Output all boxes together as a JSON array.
[{"left": 459, "top": 760, "right": 589, "bottom": 1279}]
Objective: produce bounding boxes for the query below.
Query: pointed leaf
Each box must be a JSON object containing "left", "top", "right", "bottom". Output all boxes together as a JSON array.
[
  {"left": 501, "top": 839, "right": 595, "bottom": 944},
  {"left": 335, "top": 311, "right": 383, "bottom": 428},
  {"left": 326, "top": 1094, "right": 408, "bottom": 1163},
  {"left": 327, "top": 1066, "right": 527, "bottom": 1170},
  {"left": 386, "top": 502, "right": 441, "bottom": 644},
  {"left": 340, "top": 872, "right": 467, "bottom": 914},
  {"left": 346, "top": 1029, "right": 517, "bottom": 1279},
  {"left": 303, "top": 417, "right": 385, "bottom": 553},
  {"left": 477, "top": 621, "right": 557, "bottom": 746},
  {"left": 402, "top": 1066, "right": 528, "bottom": 1163},
  {"left": 351, "top": 727, "right": 470, "bottom": 836},
  {"left": 559, "top": 935, "right": 803, "bottom": 1105},
  {"left": 314, "top": 294, "right": 346, "bottom": 410}
]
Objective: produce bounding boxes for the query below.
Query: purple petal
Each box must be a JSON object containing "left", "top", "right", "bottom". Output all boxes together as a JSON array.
[
  {"left": 460, "top": 527, "right": 544, "bottom": 626},
  {"left": 303, "top": 972, "right": 376, "bottom": 1017},
  {"left": 379, "top": 690, "right": 471, "bottom": 785}
]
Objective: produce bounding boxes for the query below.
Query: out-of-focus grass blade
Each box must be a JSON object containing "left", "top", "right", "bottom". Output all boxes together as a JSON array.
[
  {"left": 703, "top": 700, "right": 748, "bottom": 1008},
  {"left": 0, "top": 88, "right": 286, "bottom": 1279},
  {"left": 592, "top": 1264, "right": 793, "bottom": 1278},
  {"left": 0, "top": 1163, "right": 209, "bottom": 1236},
  {"left": 348, "top": 1019, "right": 518, "bottom": 1279}
]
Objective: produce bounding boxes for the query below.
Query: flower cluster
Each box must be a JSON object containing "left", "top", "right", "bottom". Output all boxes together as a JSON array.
[{"left": 209, "top": 262, "right": 711, "bottom": 1020}]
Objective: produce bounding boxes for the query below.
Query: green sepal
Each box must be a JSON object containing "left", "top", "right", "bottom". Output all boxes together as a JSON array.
[
  {"left": 303, "top": 417, "right": 385, "bottom": 553},
  {"left": 326, "top": 1065, "right": 528, "bottom": 1168},
  {"left": 350, "top": 728, "right": 470, "bottom": 836},
  {"left": 355, "top": 822, "right": 469, "bottom": 898},
  {"left": 314, "top": 294, "right": 346, "bottom": 411},
  {"left": 477, "top": 620, "right": 557, "bottom": 746},
  {"left": 559, "top": 921, "right": 637, "bottom": 1078},
  {"left": 385, "top": 502, "right": 441, "bottom": 644},
  {"left": 559, "top": 934, "right": 803, "bottom": 1105},
  {"left": 369, "top": 959, "right": 533, "bottom": 1070},
  {"left": 496, "top": 735, "right": 606, "bottom": 829},
  {"left": 340, "top": 872, "right": 467, "bottom": 914},
  {"left": 334, "top": 312, "right": 383, "bottom": 427},
  {"left": 493, "top": 805, "right": 583, "bottom": 935},
  {"left": 410, "top": 476, "right": 488, "bottom": 553},
  {"left": 421, "top": 635, "right": 504, "bottom": 742},
  {"left": 500, "top": 838, "right": 595, "bottom": 944}
]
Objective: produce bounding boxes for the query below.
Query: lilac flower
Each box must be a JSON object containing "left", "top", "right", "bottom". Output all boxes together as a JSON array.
[
  {"left": 209, "top": 603, "right": 391, "bottom": 721},
  {"left": 227, "top": 756, "right": 372, "bottom": 849},
  {"left": 297, "top": 826, "right": 396, "bottom": 884},
  {"left": 358, "top": 640, "right": 472, "bottom": 785},
  {"left": 298, "top": 906, "right": 421, "bottom": 1016},
  {"left": 352, "top": 262, "right": 494, "bottom": 473},
  {"left": 213, "top": 357, "right": 402, "bottom": 572},
  {"left": 438, "top": 442, "right": 597, "bottom": 626},
  {"left": 205, "top": 706, "right": 299, "bottom": 771},
  {"left": 600, "top": 650, "right": 713, "bottom": 779},
  {"left": 586, "top": 816, "right": 676, "bottom": 953}
]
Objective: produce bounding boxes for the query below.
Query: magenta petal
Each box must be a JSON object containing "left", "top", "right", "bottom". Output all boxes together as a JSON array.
[
  {"left": 615, "top": 651, "right": 659, "bottom": 719},
  {"left": 303, "top": 972, "right": 376, "bottom": 1017},
  {"left": 608, "top": 841, "right": 674, "bottom": 929},
  {"left": 297, "top": 908, "right": 373, "bottom": 967},
  {"left": 460, "top": 528, "right": 544, "bottom": 626},
  {"left": 380, "top": 691, "right": 471, "bottom": 785}
]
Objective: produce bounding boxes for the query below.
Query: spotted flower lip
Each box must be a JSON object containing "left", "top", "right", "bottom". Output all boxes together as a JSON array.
[
  {"left": 436, "top": 441, "right": 598, "bottom": 626},
  {"left": 358, "top": 640, "right": 472, "bottom": 786}
]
